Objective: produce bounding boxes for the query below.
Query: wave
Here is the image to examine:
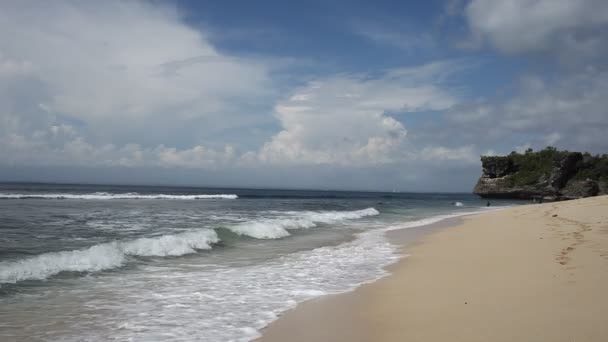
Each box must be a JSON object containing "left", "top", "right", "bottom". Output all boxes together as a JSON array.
[
  {"left": 0, "top": 192, "right": 238, "bottom": 200},
  {"left": 383, "top": 208, "right": 505, "bottom": 232},
  {"left": 454, "top": 201, "right": 464, "bottom": 207},
  {"left": 0, "top": 230, "right": 219, "bottom": 284},
  {"left": 0, "top": 208, "right": 380, "bottom": 284},
  {"left": 228, "top": 207, "right": 379, "bottom": 239}
]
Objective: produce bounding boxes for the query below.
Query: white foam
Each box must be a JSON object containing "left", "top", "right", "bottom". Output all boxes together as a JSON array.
[
  {"left": 0, "top": 207, "right": 513, "bottom": 341},
  {"left": 228, "top": 208, "right": 379, "bottom": 239},
  {"left": 384, "top": 207, "right": 509, "bottom": 232},
  {"left": 454, "top": 201, "right": 464, "bottom": 207},
  {"left": 53, "top": 226, "right": 399, "bottom": 342},
  {"left": 384, "top": 210, "right": 477, "bottom": 231},
  {"left": 0, "top": 229, "right": 218, "bottom": 284},
  {"left": 0, "top": 192, "right": 238, "bottom": 200},
  {"left": 121, "top": 230, "right": 219, "bottom": 257},
  {"left": 0, "top": 208, "right": 380, "bottom": 283},
  {"left": 290, "top": 289, "right": 327, "bottom": 297}
]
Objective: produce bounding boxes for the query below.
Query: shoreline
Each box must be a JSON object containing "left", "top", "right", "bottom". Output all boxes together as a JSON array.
[
  {"left": 258, "top": 196, "right": 608, "bottom": 341},
  {"left": 253, "top": 209, "right": 497, "bottom": 341}
]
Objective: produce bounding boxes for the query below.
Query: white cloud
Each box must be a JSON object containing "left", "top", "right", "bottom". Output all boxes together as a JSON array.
[
  {"left": 439, "top": 69, "right": 608, "bottom": 153},
  {"left": 0, "top": 0, "right": 274, "bottom": 150},
  {"left": 0, "top": 1, "right": 273, "bottom": 170},
  {"left": 252, "top": 62, "right": 463, "bottom": 166},
  {"left": 1, "top": 1, "right": 546, "bottom": 191},
  {"left": 419, "top": 145, "right": 477, "bottom": 162},
  {"left": 355, "top": 25, "right": 435, "bottom": 52},
  {"left": 543, "top": 132, "right": 561, "bottom": 146},
  {"left": 515, "top": 143, "right": 532, "bottom": 154},
  {"left": 443, "top": 0, "right": 608, "bottom": 156},
  {"left": 481, "top": 149, "right": 498, "bottom": 157},
  {"left": 0, "top": 118, "right": 236, "bottom": 169},
  {"left": 155, "top": 145, "right": 235, "bottom": 168},
  {"left": 0, "top": 1, "right": 486, "bottom": 176},
  {"left": 0, "top": 54, "right": 34, "bottom": 76},
  {"left": 466, "top": 0, "right": 608, "bottom": 64}
]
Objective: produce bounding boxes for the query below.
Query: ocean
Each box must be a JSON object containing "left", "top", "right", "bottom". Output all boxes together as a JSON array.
[{"left": 0, "top": 183, "right": 519, "bottom": 341}]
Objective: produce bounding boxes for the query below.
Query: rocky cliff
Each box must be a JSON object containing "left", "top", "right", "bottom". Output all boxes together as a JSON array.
[{"left": 473, "top": 148, "right": 608, "bottom": 200}]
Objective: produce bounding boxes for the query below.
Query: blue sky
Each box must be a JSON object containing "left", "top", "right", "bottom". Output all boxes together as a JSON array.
[
  {"left": 181, "top": 0, "right": 524, "bottom": 95},
  {"left": 1, "top": 0, "right": 607, "bottom": 191}
]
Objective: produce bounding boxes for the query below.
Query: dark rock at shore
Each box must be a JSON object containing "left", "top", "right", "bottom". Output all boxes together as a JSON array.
[
  {"left": 473, "top": 147, "right": 607, "bottom": 200},
  {"left": 548, "top": 152, "right": 582, "bottom": 190},
  {"left": 561, "top": 179, "right": 599, "bottom": 199}
]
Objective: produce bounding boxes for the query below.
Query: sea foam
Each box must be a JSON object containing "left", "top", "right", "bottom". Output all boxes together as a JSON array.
[
  {"left": 0, "top": 229, "right": 219, "bottom": 284},
  {"left": 228, "top": 207, "right": 379, "bottom": 239},
  {"left": 0, "top": 192, "right": 238, "bottom": 200},
  {"left": 0, "top": 207, "right": 501, "bottom": 341},
  {"left": 0, "top": 208, "right": 379, "bottom": 283}
]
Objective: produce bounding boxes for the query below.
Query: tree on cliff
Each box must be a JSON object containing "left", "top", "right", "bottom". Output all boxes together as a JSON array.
[{"left": 474, "top": 147, "right": 608, "bottom": 200}]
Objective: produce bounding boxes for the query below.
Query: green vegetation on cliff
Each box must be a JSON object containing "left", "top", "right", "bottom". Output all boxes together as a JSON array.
[
  {"left": 475, "top": 147, "right": 608, "bottom": 200},
  {"left": 573, "top": 152, "right": 608, "bottom": 184},
  {"left": 481, "top": 147, "right": 608, "bottom": 188}
]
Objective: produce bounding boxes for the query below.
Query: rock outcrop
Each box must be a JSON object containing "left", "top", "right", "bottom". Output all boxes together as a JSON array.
[
  {"left": 473, "top": 148, "right": 608, "bottom": 200},
  {"left": 561, "top": 179, "right": 600, "bottom": 199}
]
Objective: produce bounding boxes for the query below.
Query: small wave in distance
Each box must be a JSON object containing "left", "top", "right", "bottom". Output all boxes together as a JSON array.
[{"left": 0, "top": 192, "right": 238, "bottom": 200}]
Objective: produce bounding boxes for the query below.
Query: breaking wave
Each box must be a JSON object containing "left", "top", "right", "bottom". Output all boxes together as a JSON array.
[
  {"left": 0, "top": 192, "right": 238, "bottom": 200},
  {"left": 228, "top": 207, "right": 379, "bottom": 239},
  {"left": 0, "top": 208, "right": 379, "bottom": 284},
  {"left": 0, "top": 229, "right": 219, "bottom": 284}
]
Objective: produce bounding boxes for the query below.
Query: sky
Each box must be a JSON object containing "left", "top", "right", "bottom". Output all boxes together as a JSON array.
[{"left": 1, "top": 0, "right": 608, "bottom": 191}]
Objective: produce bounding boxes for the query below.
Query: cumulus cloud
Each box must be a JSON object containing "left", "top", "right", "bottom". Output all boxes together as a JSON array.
[
  {"left": 251, "top": 62, "right": 464, "bottom": 166},
  {"left": 466, "top": 0, "right": 608, "bottom": 65},
  {"left": 0, "top": 0, "right": 474, "bottom": 173},
  {"left": 0, "top": 0, "right": 274, "bottom": 165},
  {"left": 0, "top": 116, "right": 236, "bottom": 169},
  {"left": 9, "top": 0, "right": 607, "bottom": 191},
  {"left": 2, "top": 1, "right": 272, "bottom": 119},
  {"left": 431, "top": 0, "right": 608, "bottom": 156},
  {"left": 425, "top": 67, "right": 608, "bottom": 155},
  {"left": 419, "top": 145, "right": 477, "bottom": 162}
]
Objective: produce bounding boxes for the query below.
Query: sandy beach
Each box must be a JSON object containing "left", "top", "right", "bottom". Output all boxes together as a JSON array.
[{"left": 260, "top": 196, "right": 608, "bottom": 342}]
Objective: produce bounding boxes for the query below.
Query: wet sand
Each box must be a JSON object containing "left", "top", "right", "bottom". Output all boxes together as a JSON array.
[{"left": 259, "top": 196, "right": 608, "bottom": 342}]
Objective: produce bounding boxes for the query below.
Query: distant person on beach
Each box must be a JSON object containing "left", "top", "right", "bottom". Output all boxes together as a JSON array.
[{"left": 487, "top": 201, "right": 491, "bottom": 207}]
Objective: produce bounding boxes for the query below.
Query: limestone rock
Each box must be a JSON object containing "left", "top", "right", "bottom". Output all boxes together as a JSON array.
[
  {"left": 473, "top": 148, "right": 607, "bottom": 200},
  {"left": 561, "top": 179, "right": 599, "bottom": 199}
]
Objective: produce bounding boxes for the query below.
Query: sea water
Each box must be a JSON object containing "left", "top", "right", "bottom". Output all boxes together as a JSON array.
[{"left": 0, "top": 183, "right": 520, "bottom": 341}]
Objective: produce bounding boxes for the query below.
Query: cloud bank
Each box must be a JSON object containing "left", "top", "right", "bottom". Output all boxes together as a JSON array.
[
  {"left": 252, "top": 61, "right": 462, "bottom": 166},
  {"left": 466, "top": 0, "right": 608, "bottom": 65},
  {"left": 0, "top": 1, "right": 271, "bottom": 168},
  {"left": 1, "top": 0, "right": 608, "bottom": 191},
  {"left": 444, "top": 0, "right": 608, "bottom": 154},
  {"left": 0, "top": 1, "right": 470, "bottom": 174}
]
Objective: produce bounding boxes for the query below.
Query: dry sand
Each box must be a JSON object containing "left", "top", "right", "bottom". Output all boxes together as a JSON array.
[{"left": 259, "top": 196, "right": 608, "bottom": 342}]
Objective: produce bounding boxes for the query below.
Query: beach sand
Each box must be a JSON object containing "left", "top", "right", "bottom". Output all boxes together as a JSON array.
[{"left": 259, "top": 196, "right": 608, "bottom": 342}]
